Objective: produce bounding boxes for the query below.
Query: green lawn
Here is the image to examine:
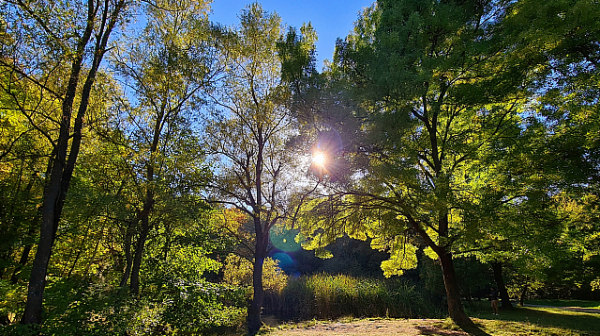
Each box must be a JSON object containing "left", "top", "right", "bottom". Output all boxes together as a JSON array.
[
  {"left": 526, "top": 299, "right": 600, "bottom": 309},
  {"left": 465, "top": 301, "right": 600, "bottom": 335}
]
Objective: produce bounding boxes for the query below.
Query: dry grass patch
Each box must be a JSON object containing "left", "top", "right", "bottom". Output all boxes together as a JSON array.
[{"left": 267, "top": 318, "right": 468, "bottom": 336}]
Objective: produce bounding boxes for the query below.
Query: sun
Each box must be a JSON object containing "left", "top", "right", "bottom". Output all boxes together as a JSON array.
[{"left": 313, "top": 152, "right": 326, "bottom": 166}]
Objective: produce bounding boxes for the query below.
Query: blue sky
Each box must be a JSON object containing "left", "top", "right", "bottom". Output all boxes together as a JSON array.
[{"left": 209, "top": 0, "right": 374, "bottom": 70}]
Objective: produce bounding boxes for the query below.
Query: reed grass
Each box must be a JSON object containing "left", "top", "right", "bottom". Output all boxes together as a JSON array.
[{"left": 263, "top": 274, "right": 442, "bottom": 320}]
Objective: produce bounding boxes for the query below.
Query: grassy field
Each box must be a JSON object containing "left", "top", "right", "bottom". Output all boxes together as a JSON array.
[{"left": 262, "top": 304, "right": 600, "bottom": 336}]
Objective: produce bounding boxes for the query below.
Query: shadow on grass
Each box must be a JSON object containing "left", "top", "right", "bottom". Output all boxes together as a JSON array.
[
  {"left": 466, "top": 301, "right": 600, "bottom": 335},
  {"left": 527, "top": 299, "right": 600, "bottom": 309}
]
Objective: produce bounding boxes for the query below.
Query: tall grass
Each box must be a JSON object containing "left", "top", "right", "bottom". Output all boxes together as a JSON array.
[{"left": 263, "top": 274, "right": 443, "bottom": 320}]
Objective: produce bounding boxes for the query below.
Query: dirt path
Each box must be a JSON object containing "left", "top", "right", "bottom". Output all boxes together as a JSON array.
[{"left": 268, "top": 319, "right": 468, "bottom": 336}]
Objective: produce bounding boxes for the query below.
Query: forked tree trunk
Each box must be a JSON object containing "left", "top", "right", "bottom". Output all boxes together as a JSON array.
[
  {"left": 492, "top": 262, "right": 513, "bottom": 309},
  {"left": 20, "top": 0, "right": 126, "bottom": 324}
]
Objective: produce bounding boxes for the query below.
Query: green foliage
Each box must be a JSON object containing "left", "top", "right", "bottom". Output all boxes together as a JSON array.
[
  {"left": 278, "top": 23, "right": 318, "bottom": 86},
  {"left": 142, "top": 244, "right": 222, "bottom": 290},
  {"left": 592, "top": 278, "right": 600, "bottom": 291},
  {"left": 419, "top": 257, "right": 446, "bottom": 299},
  {"left": 376, "top": 236, "right": 418, "bottom": 277},
  {"left": 0, "top": 279, "right": 26, "bottom": 324},
  {"left": 300, "top": 0, "right": 534, "bottom": 284},
  {"left": 264, "top": 274, "right": 443, "bottom": 320},
  {"left": 161, "top": 280, "right": 247, "bottom": 334},
  {"left": 0, "top": 278, "right": 247, "bottom": 335}
]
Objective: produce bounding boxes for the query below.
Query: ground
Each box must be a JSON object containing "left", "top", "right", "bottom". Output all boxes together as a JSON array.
[{"left": 262, "top": 304, "right": 600, "bottom": 336}]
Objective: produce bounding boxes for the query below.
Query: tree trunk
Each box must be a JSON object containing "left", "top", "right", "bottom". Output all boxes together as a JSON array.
[
  {"left": 20, "top": 0, "right": 126, "bottom": 324},
  {"left": 439, "top": 250, "right": 489, "bottom": 336},
  {"left": 129, "top": 219, "right": 149, "bottom": 296},
  {"left": 519, "top": 282, "right": 528, "bottom": 306},
  {"left": 129, "top": 143, "right": 156, "bottom": 296},
  {"left": 163, "top": 222, "right": 171, "bottom": 261},
  {"left": 0, "top": 160, "right": 30, "bottom": 279},
  {"left": 119, "top": 221, "right": 135, "bottom": 289},
  {"left": 248, "top": 249, "right": 265, "bottom": 335},
  {"left": 492, "top": 262, "right": 513, "bottom": 309},
  {"left": 10, "top": 244, "right": 32, "bottom": 284},
  {"left": 21, "top": 164, "right": 64, "bottom": 324},
  {"left": 22, "top": 6, "right": 95, "bottom": 321},
  {"left": 84, "top": 225, "right": 105, "bottom": 279},
  {"left": 0, "top": 252, "right": 10, "bottom": 279}
]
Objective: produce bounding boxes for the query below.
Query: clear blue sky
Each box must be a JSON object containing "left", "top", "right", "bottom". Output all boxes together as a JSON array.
[{"left": 209, "top": 0, "right": 374, "bottom": 70}]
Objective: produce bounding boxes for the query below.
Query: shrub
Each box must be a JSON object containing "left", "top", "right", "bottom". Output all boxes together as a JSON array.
[
  {"left": 0, "top": 279, "right": 247, "bottom": 336},
  {"left": 161, "top": 280, "right": 247, "bottom": 334}
]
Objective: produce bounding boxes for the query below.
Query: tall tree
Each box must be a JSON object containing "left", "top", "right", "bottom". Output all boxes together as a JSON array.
[
  {"left": 2, "top": 0, "right": 130, "bottom": 324},
  {"left": 108, "top": 0, "right": 219, "bottom": 295},
  {"left": 203, "top": 4, "right": 315, "bottom": 334},
  {"left": 299, "top": 0, "right": 538, "bottom": 333}
]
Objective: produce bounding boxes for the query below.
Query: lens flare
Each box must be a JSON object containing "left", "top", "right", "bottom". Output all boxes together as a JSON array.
[{"left": 313, "top": 152, "right": 326, "bottom": 166}]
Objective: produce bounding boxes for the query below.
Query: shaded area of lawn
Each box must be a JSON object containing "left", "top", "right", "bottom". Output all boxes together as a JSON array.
[
  {"left": 527, "top": 299, "right": 600, "bottom": 309},
  {"left": 466, "top": 301, "right": 600, "bottom": 335}
]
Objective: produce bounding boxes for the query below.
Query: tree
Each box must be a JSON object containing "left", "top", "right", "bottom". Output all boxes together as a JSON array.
[
  {"left": 298, "top": 0, "right": 541, "bottom": 333},
  {"left": 203, "top": 4, "right": 316, "bottom": 334},
  {"left": 447, "top": 116, "right": 562, "bottom": 310},
  {"left": 107, "top": 0, "right": 219, "bottom": 295},
  {"left": 1, "top": 0, "right": 129, "bottom": 324},
  {"left": 497, "top": 0, "right": 600, "bottom": 302}
]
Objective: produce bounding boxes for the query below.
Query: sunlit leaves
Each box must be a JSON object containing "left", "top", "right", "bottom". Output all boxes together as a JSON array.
[{"left": 223, "top": 254, "right": 288, "bottom": 292}]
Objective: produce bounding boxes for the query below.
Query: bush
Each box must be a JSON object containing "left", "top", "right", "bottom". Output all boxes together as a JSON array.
[
  {"left": 0, "top": 279, "right": 247, "bottom": 336},
  {"left": 263, "top": 273, "right": 444, "bottom": 320},
  {"left": 161, "top": 280, "right": 247, "bottom": 334}
]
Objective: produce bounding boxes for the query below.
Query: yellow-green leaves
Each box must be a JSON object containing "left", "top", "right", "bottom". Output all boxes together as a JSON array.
[
  {"left": 223, "top": 254, "right": 288, "bottom": 292},
  {"left": 380, "top": 236, "right": 418, "bottom": 278}
]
